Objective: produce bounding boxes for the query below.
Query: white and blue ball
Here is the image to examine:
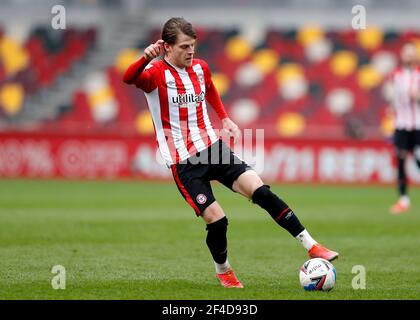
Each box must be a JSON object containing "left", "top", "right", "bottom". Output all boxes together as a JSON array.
[{"left": 299, "top": 258, "right": 336, "bottom": 291}]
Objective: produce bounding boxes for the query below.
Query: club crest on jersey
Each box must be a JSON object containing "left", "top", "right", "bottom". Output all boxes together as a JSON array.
[
  {"left": 196, "top": 194, "right": 207, "bottom": 204},
  {"left": 197, "top": 73, "right": 204, "bottom": 84},
  {"left": 172, "top": 91, "right": 205, "bottom": 108},
  {"left": 166, "top": 80, "right": 177, "bottom": 88}
]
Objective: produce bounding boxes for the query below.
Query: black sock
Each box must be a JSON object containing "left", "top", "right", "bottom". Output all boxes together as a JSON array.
[
  {"left": 206, "top": 216, "right": 228, "bottom": 264},
  {"left": 252, "top": 185, "right": 305, "bottom": 237},
  {"left": 397, "top": 156, "right": 407, "bottom": 196}
]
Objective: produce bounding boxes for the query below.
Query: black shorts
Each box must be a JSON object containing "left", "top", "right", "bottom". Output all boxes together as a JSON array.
[
  {"left": 393, "top": 129, "right": 420, "bottom": 152},
  {"left": 171, "top": 140, "right": 252, "bottom": 216}
]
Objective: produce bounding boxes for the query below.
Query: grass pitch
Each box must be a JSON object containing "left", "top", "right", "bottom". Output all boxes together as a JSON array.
[{"left": 0, "top": 179, "right": 419, "bottom": 300}]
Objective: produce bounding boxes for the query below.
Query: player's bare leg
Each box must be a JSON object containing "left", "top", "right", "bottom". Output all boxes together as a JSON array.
[
  {"left": 202, "top": 202, "right": 243, "bottom": 288},
  {"left": 233, "top": 170, "right": 339, "bottom": 261},
  {"left": 391, "top": 150, "right": 411, "bottom": 214}
]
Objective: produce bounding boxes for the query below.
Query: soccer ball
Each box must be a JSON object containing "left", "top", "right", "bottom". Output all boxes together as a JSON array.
[{"left": 299, "top": 258, "right": 336, "bottom": 291}]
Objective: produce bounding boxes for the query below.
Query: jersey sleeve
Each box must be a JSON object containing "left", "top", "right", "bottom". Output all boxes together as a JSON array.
[
  {"left": 122, "top": 56, "right": 158, "bottom": 93},
  {"left": 200, "top": 60, "right": 229, "bottom": 120}
]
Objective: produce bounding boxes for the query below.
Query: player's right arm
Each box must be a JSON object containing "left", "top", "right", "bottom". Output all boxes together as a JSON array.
[{"left": 122, "top": 40, "right": 164, "bottom": 92}]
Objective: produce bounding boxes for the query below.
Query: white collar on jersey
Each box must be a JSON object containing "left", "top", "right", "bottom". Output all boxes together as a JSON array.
[{"left": 163, "top": 58, "right": 188, "bottom": 73}]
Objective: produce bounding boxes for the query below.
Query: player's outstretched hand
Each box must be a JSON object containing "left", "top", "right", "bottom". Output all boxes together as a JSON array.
[
  {"left": 144, "top": 40, "right": 164, "bottom": 61},
  {"left": 222, "top": 118, "right": 242, "bottom": 144}
]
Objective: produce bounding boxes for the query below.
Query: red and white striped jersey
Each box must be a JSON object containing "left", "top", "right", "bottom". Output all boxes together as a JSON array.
[
  {"left": 391, "top": 67, "right": 420, "bottom": 130},
  {"left": 123, "top": 57, "right": 228, "bottom": 166}
]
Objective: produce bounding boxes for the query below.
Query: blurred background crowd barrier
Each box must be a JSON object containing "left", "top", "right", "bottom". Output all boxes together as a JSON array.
[{"left": 1, "top": 0, "right": 420, "bottom": 183}]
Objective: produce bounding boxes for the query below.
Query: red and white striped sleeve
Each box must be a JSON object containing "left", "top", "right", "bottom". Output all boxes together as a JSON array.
[{"left": 122, "top": 56, "right": 158, "bottom": 93}]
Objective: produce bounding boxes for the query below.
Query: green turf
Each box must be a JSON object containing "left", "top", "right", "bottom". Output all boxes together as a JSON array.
[{"left": 0, "top": 179, "right": 419, "bottom": 300}]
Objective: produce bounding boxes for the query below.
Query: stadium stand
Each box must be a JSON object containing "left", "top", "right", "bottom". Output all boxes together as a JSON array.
[
  {"left": 0, "top": 0, "right": 420, "bottom": 140},
  {"left": 0, "top": 23, "right": 97, "bottom": 119},
  {"left": 47, "top": 25, "right": 420, "bottom": 139}
]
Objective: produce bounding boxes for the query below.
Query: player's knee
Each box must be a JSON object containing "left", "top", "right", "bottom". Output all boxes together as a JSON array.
[
  {"left": 202, "top": 202, "right": 225, "bottom": 224},
  {"left": 233, "top": 170, "right": 264, "bottom": 199},
  {"left": 249, "top": 180, "right": 264, "bottom": 198}
]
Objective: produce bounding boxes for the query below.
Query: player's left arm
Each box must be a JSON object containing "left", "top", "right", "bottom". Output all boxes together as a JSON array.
[{"left": 202, "top": 61, "right": 241, "bottom": 143}]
